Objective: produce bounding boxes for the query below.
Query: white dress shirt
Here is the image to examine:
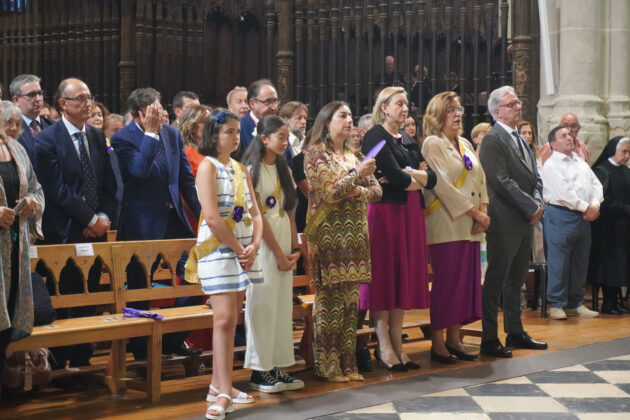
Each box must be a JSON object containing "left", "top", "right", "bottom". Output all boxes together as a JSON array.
[
  {"left": 541, "top": 151, "right": 603, "bottom": 212},
  {"left": 495, "top": 120, "right": 532, "bottom": 167}
]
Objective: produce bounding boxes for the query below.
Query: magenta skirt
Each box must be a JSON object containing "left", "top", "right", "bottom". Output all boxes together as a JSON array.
[
  {"left": 360, "top": 191, "right": 430, "bottom": 311},
  {"left": 428, "top": 240, "right": 482, "bottom": 330}
]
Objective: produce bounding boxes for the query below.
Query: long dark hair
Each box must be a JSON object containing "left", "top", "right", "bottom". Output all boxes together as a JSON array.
[
  {"left": 242, "top": 115, "right": 297, "bottom": 211},
  {"left": 304, "top": 101, "right": 349, "bottom": 149}
]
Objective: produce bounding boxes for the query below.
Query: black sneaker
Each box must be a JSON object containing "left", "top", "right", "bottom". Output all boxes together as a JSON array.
[
  {"left": 272, "top": 367, "right": 305, "bottom": 391},
  {"left": 249, "top": 370, "right": 285, "bottom": 393}
]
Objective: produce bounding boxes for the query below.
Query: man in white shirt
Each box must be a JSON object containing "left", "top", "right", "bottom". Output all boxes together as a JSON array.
[{"left": 541, "top": 126, "right": 603, "bottom": 320}]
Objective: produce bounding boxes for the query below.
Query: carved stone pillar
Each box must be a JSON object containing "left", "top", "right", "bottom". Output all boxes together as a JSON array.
[
  {"left": 511, "top": 0, "right": 533, "bottom": 122},
  {"left": 276, "top": 0, "right": 294, "bottom": 103},
  {"left": 606, "top": 0, "right": 630, "bottom": 138}
]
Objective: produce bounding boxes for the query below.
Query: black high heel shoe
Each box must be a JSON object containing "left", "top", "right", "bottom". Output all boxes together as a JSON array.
[
  {"left": 374, "top": 348, "right": 407, "bottom": 372},
  {"left": 445, "top": 343, "right": 478, "bottom": 361},
  {"left": 430, "top": 348, "right": 457, "bottom": 364}
]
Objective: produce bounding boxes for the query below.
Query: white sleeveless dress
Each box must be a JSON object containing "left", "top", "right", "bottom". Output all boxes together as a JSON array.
[{"left": 197, "top": 156, "right": 263, "bottom": 295}]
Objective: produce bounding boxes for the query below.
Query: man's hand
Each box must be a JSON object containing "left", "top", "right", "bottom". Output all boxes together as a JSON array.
[
  {"left": 83, "top": 217, "right": 110, "bottom": 239},
  {"left": 15, "top": 197, "right": 38, "bottom": 218},
  {"left": 529, "top": 206, "right": 543, "bottom": 224},
  {"left": 138, "top": 103, "right": 163, "bottom": 134},
  {"left": 583, "top": 204, "right": 600, "bottom": 221}
]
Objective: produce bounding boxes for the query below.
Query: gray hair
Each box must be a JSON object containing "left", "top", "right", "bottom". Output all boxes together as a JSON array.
[
  {"left": 128, "top": 88, "right": 161, "bottom": 116},
  {"left": 617, "top": 137, "right": 630, "bottom": 151},
  {"left": 357, "top": 114, "right": 373, "bottom": 132},
  {"left": 226, "top": 86, "right": 246, "bottom": 106},
  {"left": 1, "top": 100, "right": 22, "bottom": 121},
  {"left": 10, "top": 74, "right": 41, "bottom": 97},
  {"left": 487, "top": 85, "right": 516, "bottom": 121}
]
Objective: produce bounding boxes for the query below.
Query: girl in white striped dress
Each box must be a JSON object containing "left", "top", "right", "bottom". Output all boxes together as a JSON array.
[{"left": 191, "top": 109, "right": 263, "bottom": 420}]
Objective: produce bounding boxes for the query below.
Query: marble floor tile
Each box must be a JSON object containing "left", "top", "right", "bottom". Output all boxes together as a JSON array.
[
  {"left": 465, "top": 384, "right": 548, "bottom": 397},
  {"left": 577, "top": 413, "right": 630, "bottom": 420},
  {"left": 489, "top": 414, "right": 579, "bottom": 420},
  {"left": 526, "top": 371, "right": 606, "bottom": 384},
  {"left": 592, "top": 370, "right": 630, "bottom": 384},
  {"left": 537, "top": 383, "right": 629, "bottom": 398},
  {"left": 550, "top": 365, "right": 589, "bottom": 372},
  {"left": 491, "top": 377, "right": 533, "bottom": 385},
  {"left": 472, "top": 396, "right": 569, "bottom": 413},
  {"left": 422, "top": 388, "right": 469, "bottom": 397},
  {"left": 394, "top": 396, "right": 483, "bottom": 413},
  {"left": 558, "top": 397, "right": 630, "bottom": 413},
  {"left": 583, "top": 360, "right": 630, "bottom": 371},
  {"left": 347, "top": 403, "right": 397, "bottom": 414},
  {"left": 399, "top": 413, "right": 490, "bottom": 420}
]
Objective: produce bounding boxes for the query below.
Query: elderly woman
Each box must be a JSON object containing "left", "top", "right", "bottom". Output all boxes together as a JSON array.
[
  {"left": 0, "top": 107, "right": 44, "bottom": 397},
  {"left": 361, "top": 86, "right": 436, "bottom": 371},
  {"left": 588, "top": 136, "right": 630, "bottom": 314},
  {"left": 1, "top": 101, "right": 23, "bottom": 140},
  {"left": 421, "top": 91, "right": 490, "bottom": 363},
  {"left": 304, "top": 101, "right": 381, "bottom": 382},
  {"left": 180, "top": 104, "right": 211, "bottom": 177}
]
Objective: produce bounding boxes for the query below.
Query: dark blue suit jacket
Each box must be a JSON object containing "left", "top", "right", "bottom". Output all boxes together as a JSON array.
[
  {"left": 111, "top": 121, "right": 201, "bottom": 241},
  {"left": 35, "top": 120, "right": 117, "bottom": 244},
  {"left": 238, "top": 113, "right": 257, "bottom": 156},
  {"left": 18, "top": 116, "right": 53, "bottom": 172}
]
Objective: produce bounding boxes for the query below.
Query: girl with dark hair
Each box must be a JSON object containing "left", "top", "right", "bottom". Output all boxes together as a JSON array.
[
  {"left": 186, "top": 108, "right": 263, "bottom": 419},
  {"left": 241, "top": 115, "right": 304, "bottom": 393},
  {"left": 304, "top": 102, "right": 382, "bottom": 382}
]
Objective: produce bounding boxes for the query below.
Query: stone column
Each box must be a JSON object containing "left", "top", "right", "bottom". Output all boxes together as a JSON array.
[
  {"left": 512, "top": 0, "right": 534, "bottom": 122},
  {"left": 606, "top": 0, "right": 630, "bottom": 138},
  {"left": 538, "top": 0, "right": 608, "bottom": 154}
]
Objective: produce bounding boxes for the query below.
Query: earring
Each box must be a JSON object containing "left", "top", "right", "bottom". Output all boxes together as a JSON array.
[{"left": 324, "top": 133, "right": 330, "bottom": 141}]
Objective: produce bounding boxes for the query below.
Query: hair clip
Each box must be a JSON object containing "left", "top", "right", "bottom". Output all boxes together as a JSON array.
[{"left": 214, "top": 111, "right": 227, "bottom": 124}]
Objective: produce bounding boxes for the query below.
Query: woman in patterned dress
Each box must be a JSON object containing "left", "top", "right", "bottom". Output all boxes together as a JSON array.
[
  {"left": 189, "top": 109, "right": 263, "bottom": 419},
  {"left": 303, "top": 101, "right": 382, "bottom": 382}
]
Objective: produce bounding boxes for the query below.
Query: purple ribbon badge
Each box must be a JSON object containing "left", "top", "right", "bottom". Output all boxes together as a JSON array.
[
  {"left": 265, "top": 195, "right": 277, "bottom": 209},
  {"left": 232, "top": 206, "right": 245, "bottom": 222},
  {"left": 463, "top": 155, "right": 473, "bottom": 171}
]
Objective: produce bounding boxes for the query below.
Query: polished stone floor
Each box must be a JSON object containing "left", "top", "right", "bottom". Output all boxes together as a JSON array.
[{"left": 315, "top": 354, "right": 630, "bottom": 420}]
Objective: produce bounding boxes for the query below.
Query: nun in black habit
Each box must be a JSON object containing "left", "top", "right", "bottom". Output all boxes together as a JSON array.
[{"left": 588, "top": 136, "right": 630, "bottom": 314}]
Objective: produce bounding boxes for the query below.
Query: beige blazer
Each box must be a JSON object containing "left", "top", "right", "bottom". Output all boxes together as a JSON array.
[{"left": 421, "top": 134, "right": 489, "bottom": 245}]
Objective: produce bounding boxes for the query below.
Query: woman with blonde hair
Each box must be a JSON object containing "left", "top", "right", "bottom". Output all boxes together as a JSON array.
[
  {"left": 180, "top": 104, "right": 211, "bottom": 177},
  {"left": 421, "top": 91, "right": 490, "bottom": 363},
  {"left": 87, "top": 101, "right": 109, "bottom": 129},
  {"left": 360, "top": 86, "right": 435, "bottom": 371},
  {"left": 303, "top": 101, "right": 381, "bottom": 382}
]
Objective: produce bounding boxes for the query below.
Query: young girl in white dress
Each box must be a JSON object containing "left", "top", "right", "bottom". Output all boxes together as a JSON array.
[
  {"left": 186, "top": 109, "right": 263, "bottom": 420},
  {"left": 241, "top": 115, "right": 304, "bottom": 393}
]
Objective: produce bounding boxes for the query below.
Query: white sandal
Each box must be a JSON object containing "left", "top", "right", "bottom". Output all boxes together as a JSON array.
[
  {"left": 205, "top": 393, "right": 233, "bottom": 420},
  {"left": 207, "top": 384, "right": 254, "bottom": 404}
]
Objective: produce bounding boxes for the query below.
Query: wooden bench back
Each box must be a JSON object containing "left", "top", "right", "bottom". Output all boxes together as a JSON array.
[{"left": 31, "top": 243, "right": 116, "bottom": 310}]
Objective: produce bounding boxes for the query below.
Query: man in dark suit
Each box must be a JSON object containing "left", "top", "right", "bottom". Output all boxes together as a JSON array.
[
  {"left": 479, "top": 86, "right": 548, "bottom": 358},
  {"left": 235, "top": 79, "right": 279, "bottom": 160},
  {"left": 35, "top": 78, "right": 116, "bottom": 245},
  {"left": 35, "top": 78, "right": 117, "bottom": 369},
  {"left": 10, "top": 74, "right": 53, "bottom": 171},
  {"left": 112, "top": 87, "right": 200, "bottom": 241},
  {"left": 112, "top": 87, "right": 201, "bottom": 359}
]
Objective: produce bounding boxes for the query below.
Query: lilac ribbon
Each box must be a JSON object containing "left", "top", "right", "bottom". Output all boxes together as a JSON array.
[
  {"left": 123, "top": 307, "right": 163, "bottom": 321},
  {"left": 265, "top": 195, "right": 277, "bottom": 208},
  {"left": 462, "top": 155, "right": 473, "bottom": 170}
]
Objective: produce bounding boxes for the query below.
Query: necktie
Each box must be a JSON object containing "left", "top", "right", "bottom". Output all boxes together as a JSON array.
[
  {"left": 30, "top": 119, "right": 41, "bottom": 134},
  {"left": 512, "top": 131, "right": 531, "bottom": 166},
  {"left": 76, "top": 132, "right": 99, "bottom": 210}
]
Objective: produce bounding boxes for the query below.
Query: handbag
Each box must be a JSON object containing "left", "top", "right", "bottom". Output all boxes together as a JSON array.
[{"left": 3, "top": 348, "right": 52, "bottom": 391}]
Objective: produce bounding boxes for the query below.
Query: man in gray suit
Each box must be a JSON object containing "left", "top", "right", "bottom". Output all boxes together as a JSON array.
[{"left": 479, "top": 86, "right": 548, "bottom": 358}]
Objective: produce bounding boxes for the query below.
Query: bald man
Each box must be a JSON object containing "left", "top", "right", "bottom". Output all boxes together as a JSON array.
[{"left": 539, "top": 113, "right": 590, "bottom": 164}]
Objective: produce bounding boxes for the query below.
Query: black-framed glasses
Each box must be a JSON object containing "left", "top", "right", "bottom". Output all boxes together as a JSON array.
[
  {"left": 252, "top": 97, "right": 280, "bottom": 107},
  {"left": 17, "top": 90, "right": 44, "bottom": 100},
  {"left": 64, "top": 95, "right": 94, "bottom": 104}
]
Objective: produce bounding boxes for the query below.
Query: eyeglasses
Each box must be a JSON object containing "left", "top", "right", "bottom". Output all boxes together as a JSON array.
[
  {"left": 253, "top": 97, "right": 280, "bottom": 107},
  {"left": 447, "top": 106, "right": 464, "bottom": 115},
  {"left": 563, "top": 123, "right": 580, "bottom": 130},
  {"left": 500, "top": 100, "right": 522, "bottom": 109},
  {"left": 17, "top": 90, "right": 44, "bottom": 100},
  {"left": 64, "top": 95, "right": 94, "bottom": 104}
]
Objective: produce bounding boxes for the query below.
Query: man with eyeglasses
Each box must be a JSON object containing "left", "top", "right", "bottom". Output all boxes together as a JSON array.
[
  {"left": 235, "top": 79, "right": 279, "bottom": 160},
  {"left": 34, "top": 78, "right": 117, "bottom": 370},
  {"left": 10, "top": 74, "right": 52, "bottom": 171},
  {"left": 539, "top": 113, "right": 590, "bottom": 164},
  {"left": 479, "top": 86, "right": 548, "bottom": 359}
]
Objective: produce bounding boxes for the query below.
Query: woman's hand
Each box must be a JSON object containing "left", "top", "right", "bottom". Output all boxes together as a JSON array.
[
  {"left": 16, "top": 197, "right": 38, "bottom": 218},
  {"left": 276, "top": 254, "right": 294, "bottom": 272},
  {"left": 357, "top": 157, "right": 376, "bottom": 178},
  {"left": 0, "top": 207, "right": 15, "bottom": 230},
  {"left": 238, "top": 244, "right": 258, "bottom": 271},
  {"left": 419, "top": 161, "right": 428, "bottom": 171}
]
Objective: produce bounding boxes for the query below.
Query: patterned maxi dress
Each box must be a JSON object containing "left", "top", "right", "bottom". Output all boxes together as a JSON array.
[
  {"left": 196, "top": 157, "right": 263, "bottom": 294},
  {"left": 304, "top": 144, "right": 382, "bottom": 378}
]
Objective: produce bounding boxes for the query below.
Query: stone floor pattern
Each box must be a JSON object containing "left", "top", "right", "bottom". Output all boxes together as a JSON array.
[{"left": 314, "top": 354, "right": 630, "bottom": 420}]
